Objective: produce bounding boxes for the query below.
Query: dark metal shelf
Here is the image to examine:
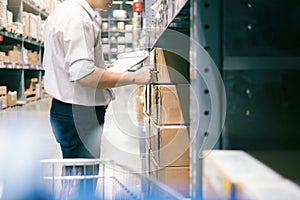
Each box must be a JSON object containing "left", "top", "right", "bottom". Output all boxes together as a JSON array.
[
  {"left": 0, "top": 28, "right": 22, "bottom": 41},
  {"left": 101, "top": 30, "right": 132, "bottom": 33},
  {"left": 0, "top": 62, "right": 43, "bottom": 70},
  {"left": 0, "top": 28, "right": 43, "bottom": 47},
  {"left": 102, "top": 18, "right": 131, "bottom": 22}
]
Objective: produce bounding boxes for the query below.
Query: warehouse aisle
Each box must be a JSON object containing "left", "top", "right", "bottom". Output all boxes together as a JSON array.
[{"left": 0, "top": 85, "right": 142, "bottom": 172}]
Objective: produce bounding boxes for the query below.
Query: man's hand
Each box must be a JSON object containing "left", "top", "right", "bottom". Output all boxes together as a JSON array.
[{"left": 131, "top": 67, "right": 154, "bottom": 85}]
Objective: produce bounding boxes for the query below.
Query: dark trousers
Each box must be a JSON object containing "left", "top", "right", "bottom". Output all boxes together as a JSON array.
[{"left": 50, "top": 98, "right": 107, "bottom": 199}]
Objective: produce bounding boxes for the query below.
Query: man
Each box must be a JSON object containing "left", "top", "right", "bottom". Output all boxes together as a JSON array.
[{"left": 43, "top": 0, "right": 152, "bottom": 198}]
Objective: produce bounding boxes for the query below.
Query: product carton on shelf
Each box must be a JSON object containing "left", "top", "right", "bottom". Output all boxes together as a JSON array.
[
  {"left": 6, "top": 10, "right": 12, "bottom": 25},
  {"left": 235, "top": 178, "right": 300, "bottom": 200},
  {"left": 7, "top": 91, "right": 17, "bottom": 107},
  {"left": 0, "top": 86, "right": 7, "bottom": 95},
  {"left": 150, "top": 84, "right": 189, "bottom": 125},
  {"left": 144, "top": 115, "right": 151, "bottom": 149},
  {"left": 22, "top": 12, "right": 42, "bottom": 39},
  {"left": 8, "top": 46, "right": 21, "bottom": 63},
  {"left": 13, "top": 22, "right": 23, "bottom": 35},
  {"left": 151, "top": 48, "right": 190, "bottom": 84},
  {"left": 0, "top": 54, "right": 9, "bottom": 62},
  {"left": 203, "top": 150, "right": 283, "bottom": 200},
  {"left": 150, "top": 163, "right": 190, "bottom": 198},
  {"left": 135, "top": 85, "right": 144, "bottom": 122},
  {"left": 0, "top": 1, "right": 7, "bottom": 28},
  {"left": 27, "top": 50, "right": 39, "bottom": 65},
  {"left": 28, "top": 13, "right": 38, "bottom": 38},
  {"left": 22, "top": 12, "right": 29, "bottom": 36},
  {"left": 0, "top": 95, "right": 7, "bottom": 109},
  {"left": 149, "top": 121, "right": 190, "bottom": 167},
  {"left": 0, "top": 51, "right": 6, "bottom": 61}
]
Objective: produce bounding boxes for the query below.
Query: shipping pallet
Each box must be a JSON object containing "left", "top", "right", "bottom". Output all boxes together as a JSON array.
[{"left": 26, "top": 96, "right": 40, "bottom": 103}]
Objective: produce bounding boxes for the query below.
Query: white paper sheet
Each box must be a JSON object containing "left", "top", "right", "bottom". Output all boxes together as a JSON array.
[{"left": 107, "top": 50, "right": 149, "bottom": 72}]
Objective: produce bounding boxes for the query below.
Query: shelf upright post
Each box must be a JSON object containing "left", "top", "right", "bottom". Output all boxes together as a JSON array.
[
  {"left": 190, "top": 0, "right": 224, "bottom": 199},
  {"left": 144, "top": 0, "right": 156, "bottom": 50},
  {"left": 108, "top": 16, "right": 111, "bottom": 61},
  {"left": 19, "top": 0, "right": 26, "bottom": 101},
  {"left": 37, "top": 3, "right": 43, "bottom": 99},
  {"left": 142, "top": 2, "right": 157, "bottom": 198}
]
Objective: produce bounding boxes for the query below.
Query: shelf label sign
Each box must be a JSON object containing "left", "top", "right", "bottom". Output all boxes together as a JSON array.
[{"left": 133, "top": 2, "right": 143, "bottom": 13}]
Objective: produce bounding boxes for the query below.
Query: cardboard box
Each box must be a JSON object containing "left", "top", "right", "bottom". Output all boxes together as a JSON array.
[
  {"left": 152, "top": 48, "right": 189, "bottom": 84},
  {"left": 150, "top": 84, "right": 189, "bottom": 125},
  {"left": 236, "top": 178, "right": 300, "bottom": 200},
  {"left": 7, "top": 92, "right": 17, "bottom": 107},
  {"left": 29, "top": 13, "right": 38, "bottom": 38},
  {"left": 6, "top": 9, "right": 12, "bottom": 25},
  {"left": 22, "top": 12, "right": 30, "bottom": 36},
  {"left": 0, "top": 95, "right": 7, "bottom": 109},
  {"left": 0, "top": 86, "right": 7, "bottom": 95},
  {"left": 203, "top": 150, "right": 283, "bottom": 200},
  {"left": 144, "top": 115, "right": 151, "bottom": 148},
  {"left": 27, "top": 50, "right": 39, "bottom": 65},
  {"left": 8, "top": 48, "right": 21, "bottom": 63},
  {"left": 151, "top": 165, "right": 190, "bottom": 198},
  {"left": 0, "top": 2, "right": 7, "bottom": 25},
  {"left": 0, "top": 51, "right": 6, "bottom": 62},
  {"left": 149, "top": 121, "right": 190, "bottom": 167}
]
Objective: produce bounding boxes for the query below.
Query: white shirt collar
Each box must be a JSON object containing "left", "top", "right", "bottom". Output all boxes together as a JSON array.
[{"left": 72, "top": 0, "right": 97, "bottom": 19}]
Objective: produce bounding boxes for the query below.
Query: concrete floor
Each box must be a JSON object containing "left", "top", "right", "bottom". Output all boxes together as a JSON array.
[
  {"left": 0, "top": 85, "right": 145, "bottom": 198},
  {"left": 0, "top": 85, "right": 142, "bottom": 170}
]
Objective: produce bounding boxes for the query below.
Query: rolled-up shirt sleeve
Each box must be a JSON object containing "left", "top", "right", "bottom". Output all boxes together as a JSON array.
[
  {"left": 69, "top": 59, "right": 95, "bottom": 81},
  {"left": 62, "top": 15, "right": 97, "bottom": 81}
]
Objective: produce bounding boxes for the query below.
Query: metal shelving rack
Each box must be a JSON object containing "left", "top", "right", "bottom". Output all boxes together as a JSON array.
[
  {"left": 144, "top": 0, "right": 188, "bottom": 49},
  {"left": 0, "top": 0, "right": 48, "bottom": 103},
  {"left": 101, "top": 18, "right": 133, "bottom": 62},
  {"left": 190, "top": 1, "right": 226, "bottom": 199},
  {"left": 144, "top": 0, "right": 226, "bottom": 199}
]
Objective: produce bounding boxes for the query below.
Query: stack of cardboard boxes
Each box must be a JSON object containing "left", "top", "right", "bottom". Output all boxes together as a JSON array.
[
  {"left": 0, "top": 86, "right": 7, "bottom": 109},
  {"left": 22, "top": 11, "right": 43, "bottom": 40},
  {"left": 136, "top": 86, "right": 144, "bottom": 122},
  {"left": 26, "top": 50, "right": 39, "bottom": 65},
  {"left": 0, "top": 45, "right": 22, "bottom": 64},
  {"left": 0, "top": 86, "right": 17, "bottom": 109},
  {"left": 0, "top": 51, "right": 9, "bottom": 62},
  {"left": 0, "top": 0, "right": 59, "bottom": 31},
  {"left": 0, "top": 48, "right": 39, "bottom": 65},
  {"left": 144, "top": 48, "right": 190, "bottom": 197},
  {"left": 8, "top": 46, "right": 21, "bottom": 63}
]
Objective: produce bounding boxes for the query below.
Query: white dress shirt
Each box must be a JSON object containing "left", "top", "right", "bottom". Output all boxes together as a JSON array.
[{"left": 43, "top": 0, "right": 115, "bottom": 106}]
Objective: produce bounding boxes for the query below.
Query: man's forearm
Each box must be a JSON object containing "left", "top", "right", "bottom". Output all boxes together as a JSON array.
[{"left": 77, "top": 68, "right": 135, "bottom": 88}]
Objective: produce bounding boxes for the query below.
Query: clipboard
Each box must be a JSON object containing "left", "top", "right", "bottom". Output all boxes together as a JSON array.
[{"left": 107, "top": 50, "right": 149, "bottom": 72}]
